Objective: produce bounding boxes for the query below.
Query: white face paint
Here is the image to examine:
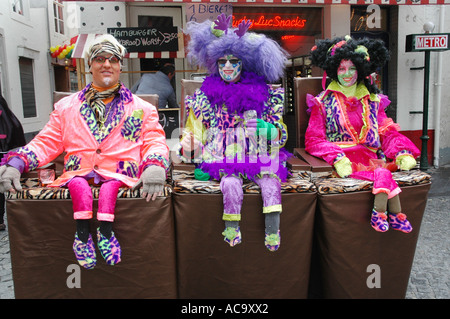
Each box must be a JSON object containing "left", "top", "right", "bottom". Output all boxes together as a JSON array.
[{"left": 218, "top": 54, "right": 242, "bottom": 83}]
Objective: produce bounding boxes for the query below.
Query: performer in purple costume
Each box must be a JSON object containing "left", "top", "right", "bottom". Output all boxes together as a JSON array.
[{"left": 177, "top": 14, "right": 290, "bottom": 251}]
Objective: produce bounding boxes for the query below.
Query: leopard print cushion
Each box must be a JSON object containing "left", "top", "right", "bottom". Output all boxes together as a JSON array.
[
  {"left": 5, "top": 168, "right": 430, "bottom": 199},
  {"left": 172, "top": 169, "right": 316, "bottom": 194},
  {"left": 313, "top": 169, "right": 431, "bottom": 195},
  {"left": 6, "top": 177, "right": 173, "bottom": 200}
]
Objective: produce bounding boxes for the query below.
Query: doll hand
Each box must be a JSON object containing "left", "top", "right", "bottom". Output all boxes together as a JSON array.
[
  {"left": 181, "top": 132, "right": 200, "bottom": 152},
  {"left": 133, "top": 165, "right": 166, "bottom": 202},
  {"left": 334, "top": 157, "right": 353, "bottom": 178},
  {"left": 234, "top": 20, "right": 252, "bottom": 38},
  {"left": 255, "top": 119, "right": 278, "bottom": 140},
  {"left": 396, "top": 154, "right": 416, "bottom": 171},
  {"left": 0, "top": 165, "right": 22, "bottom": 193},
  {"left": 214, "top": 13, "right": 231, "bottom": 33}
]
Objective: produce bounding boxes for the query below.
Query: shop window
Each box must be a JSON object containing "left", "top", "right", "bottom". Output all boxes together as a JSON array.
[
  {"left": 70, "top": 71, "right": 78, "bottom": 92},
  {"left": 53, "top": 0, "right": 65, "bottom": 35},
  {"left": 233, "top": 6, "right": 322, "bottom": 58},
  {"left": 351, "top": 6, "right": 390, "bottom": 95},
  {"left": 19, "top": 57, "right": 37, "bottom": 118},
  {"left": 12, "top": 0, "right": 24, "bottom": 15},
  {"left": 233, "top": 6, "right": 323, "bottom": 150},
  {"left": 351, "top": 6, "right": 388, "bottom": 32}
]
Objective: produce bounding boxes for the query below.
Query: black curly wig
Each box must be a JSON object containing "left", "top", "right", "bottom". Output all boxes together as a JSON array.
[{"left": 310, "top": 36, "right": 390, "bottom": 93}]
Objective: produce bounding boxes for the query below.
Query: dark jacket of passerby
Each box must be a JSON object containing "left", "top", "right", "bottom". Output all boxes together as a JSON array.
[
  {"left": 131, "top": 64, "right": 178, "bottom": 109},
  {"left": 0, "top": 93, "right": 26, "bottom": 230},
  {"left": 0, "top": 94, "right": 26, "bottom": 152}
]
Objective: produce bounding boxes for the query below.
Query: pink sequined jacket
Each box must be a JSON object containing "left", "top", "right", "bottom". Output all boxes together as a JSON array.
[
  {"left": 3, "top": 85, "right": 169, "bottom": 188},
  {"left": 305, "top": 81, "right": 420, "bottom": 167}
]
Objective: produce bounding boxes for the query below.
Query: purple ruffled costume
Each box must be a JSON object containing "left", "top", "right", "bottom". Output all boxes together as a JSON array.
[{"left": 177, "top": 72, "right": 292, "bottom": 220}]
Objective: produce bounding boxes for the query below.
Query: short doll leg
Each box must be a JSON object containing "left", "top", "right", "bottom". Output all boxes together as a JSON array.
[
  {"left": 371, "top": 192, "right": 389, "bottom": 232},
  {"left": 255, "top": 175, "right": 282, "bottom": 251},
  {"left": 387, "top": 195, "right": 413, "bottom": 233},
  {"left": 97, "top": 180, "right": 123, "bottom": 265},
  {"left": 220, "top": 176, "right": 243, "bottom": 247},
  {"left": 67, "top": 177, "right": 96, "bottom": 269}
]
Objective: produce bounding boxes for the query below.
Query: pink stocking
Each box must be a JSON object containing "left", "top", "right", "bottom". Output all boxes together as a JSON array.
[
  {"left": 97, "top": 180, "right": 124, "bottom": 222},
  {"left": 68, "top": 177, "right": 93, "bottom": 220}
]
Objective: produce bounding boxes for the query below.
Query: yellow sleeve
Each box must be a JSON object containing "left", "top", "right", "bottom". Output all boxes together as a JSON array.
[{"left": 183, "top": 109, "right": 206, "bottom": 145}]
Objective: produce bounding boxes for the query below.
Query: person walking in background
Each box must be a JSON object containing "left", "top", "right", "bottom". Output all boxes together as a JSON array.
[
  {"left": 131, "top": 63, "right": 178, "bottom": 109},
  {"left": 0, "top": 93, "right": 26, "bottom": 230}
]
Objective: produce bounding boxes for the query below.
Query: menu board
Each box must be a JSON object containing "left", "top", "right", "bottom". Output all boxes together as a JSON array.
[{"left": 107, "top": 27, "right": 179, "bottom": 52}]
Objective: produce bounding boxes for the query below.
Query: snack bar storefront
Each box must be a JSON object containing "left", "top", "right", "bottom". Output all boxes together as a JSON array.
[{"left": 67, "top": 1, "right": 443, "bottom": 154}]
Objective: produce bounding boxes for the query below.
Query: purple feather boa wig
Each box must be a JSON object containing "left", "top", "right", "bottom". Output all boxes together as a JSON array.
[{"left": 185, "top": 16, "right": 288, "bottom": 83}]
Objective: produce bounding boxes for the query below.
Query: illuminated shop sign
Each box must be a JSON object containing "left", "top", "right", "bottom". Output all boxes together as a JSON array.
[
  {"left": 232, "top": 15, "right": 307, "bottom": 30},
  {"left": 232, "top": 7, "right": 321, "bottom": 34}
]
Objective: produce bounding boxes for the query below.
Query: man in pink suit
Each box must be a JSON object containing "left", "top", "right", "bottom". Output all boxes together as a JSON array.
[{"left": 0, "top": 34, "right": 169, "bottom": 269}]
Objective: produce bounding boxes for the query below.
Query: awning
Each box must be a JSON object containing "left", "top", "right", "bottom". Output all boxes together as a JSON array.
[
  {"left": 72, "top": 34, "right": 98, "bottom": 59},
  {"left": 69, "top": 0, "right": 448, "bottom": 4},
  {"left": 126, "top": 51, "right": 185, "bottom": 59}
]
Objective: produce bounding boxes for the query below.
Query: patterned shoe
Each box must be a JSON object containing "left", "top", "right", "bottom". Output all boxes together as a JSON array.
[
  {"left": 370, "top": 209, "right": 389, "bottom": 232},
  {"left": 265, "top": 231, "right": 281, "bottom": 252},
  {"left": 388, "top": 212, "right": 413, "bottom": 233},
  {"left": 73, "top": 233, "right": 96, "bottom": 269},
  {"left": 97, "top": 228, "right": 122, "bottom": 265},
  {"left": 222, "top": 227, "right": 242, "bottom": 247}
]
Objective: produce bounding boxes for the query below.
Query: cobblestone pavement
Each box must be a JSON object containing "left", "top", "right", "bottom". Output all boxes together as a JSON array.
[
  {"left": 0, "top": 224, "right": 13, "bottom": 299},
  {"left": 1, "top": 168, "right": 449, "bottom": 299},
  {"left": 405, "top": 167, "right": 450, "bottom": 299}
]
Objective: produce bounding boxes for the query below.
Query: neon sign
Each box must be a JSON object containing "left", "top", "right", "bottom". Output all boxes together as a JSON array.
[
  {"left": 281, "top": 35, "right": 296, "bottom": 40},
  {"left": 232, "top": 15, "right": 307, "bottom": 30}
]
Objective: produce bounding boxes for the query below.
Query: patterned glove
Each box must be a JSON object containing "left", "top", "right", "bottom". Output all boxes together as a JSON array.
[
  {"left": 396, "top": 154, "right": 416, "bottom": 171},
  {"left": 0, "top": 165, "right": 22, "bottom": 193},
  {"left": 133, "top": 165, "right": 166, "bottom": 202},
  {"left": 334, "top": 157, "right": 353, "bottom": 178}
]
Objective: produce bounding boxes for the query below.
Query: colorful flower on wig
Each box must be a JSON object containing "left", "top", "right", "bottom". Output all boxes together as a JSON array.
[
  {"left": 355, "top": 45, "right": 370, "bottom": 61},
  {"left": 328, "top": 40, "right": 347, "bottom": 56}
]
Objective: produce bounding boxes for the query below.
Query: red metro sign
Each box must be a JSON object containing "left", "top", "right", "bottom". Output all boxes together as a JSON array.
[
  {"left": 406, "top": 33, "right": 450, "bottom": 52},
  {"left": 232, "top": 15, "right": 307, "bottom": 30}
]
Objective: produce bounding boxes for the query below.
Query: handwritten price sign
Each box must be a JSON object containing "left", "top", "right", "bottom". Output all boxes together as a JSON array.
[{"left": 107, "top": 27, "right": 179, "bottom": 53}]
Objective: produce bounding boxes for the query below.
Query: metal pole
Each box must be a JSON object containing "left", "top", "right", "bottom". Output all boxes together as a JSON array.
[{"left": 420, "top": 50, "right": 430, "bottom": 171}]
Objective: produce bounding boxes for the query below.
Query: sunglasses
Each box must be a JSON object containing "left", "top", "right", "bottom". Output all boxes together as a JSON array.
[
  {"left": 92, "top": 55, "right": 121, "bottom": 64},
  {"left": 217, "top": 58, "right": 241, "bottom": 66}
]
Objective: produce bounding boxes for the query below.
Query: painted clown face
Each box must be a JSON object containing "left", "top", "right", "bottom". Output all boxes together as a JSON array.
[
  {"left": 337, "top": 59, "right": 358, "bottom": 87},
  {"left": 218, "top": 54, "right": 242, "bottom": 83}
]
